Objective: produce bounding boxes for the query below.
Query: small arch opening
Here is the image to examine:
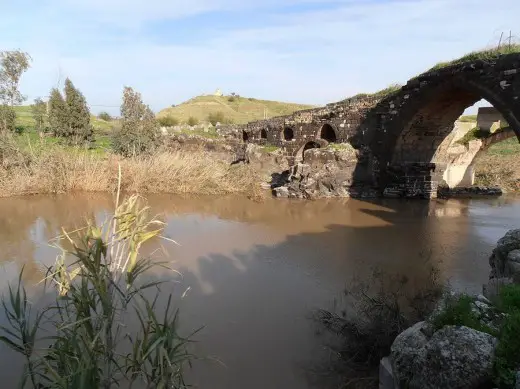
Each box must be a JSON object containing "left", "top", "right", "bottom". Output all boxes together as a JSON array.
[
  {"left": 320, "top": 124, "right": 337, "bottom": 142},
  {"left": 242, "top": 130, "right": 249, "bottom": 142},
  {"left": 295, "top": 141, "right": 321, "bottom": 162},
  {"left": 283, "top": 127, "right": 294, "bottom": 141},
  {"left": 260, "top": 129, "right": 267, "bottom": 139}
]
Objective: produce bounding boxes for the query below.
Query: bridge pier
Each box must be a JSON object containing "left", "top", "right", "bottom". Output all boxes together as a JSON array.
[{"left": 382, "top": 162, "right": 444, "bottom": 199}]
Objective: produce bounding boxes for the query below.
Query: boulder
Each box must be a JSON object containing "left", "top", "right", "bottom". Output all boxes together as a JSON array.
[
  {"left": 407, "top": 326, "right": 497, "bottom": 389},
  {"left": 490, "top": 229, "right": 520, "bottom": 279},
  {"left": 391, "top": 321, "right": 430, "bottom": 387},
  {"left": 483, "top": 277, "right": 514, "bottom": 302}
]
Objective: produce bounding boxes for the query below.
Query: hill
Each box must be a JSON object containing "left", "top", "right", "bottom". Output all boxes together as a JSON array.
[{"left": 157, "top": 95, "right": 316, "bottom": 124}]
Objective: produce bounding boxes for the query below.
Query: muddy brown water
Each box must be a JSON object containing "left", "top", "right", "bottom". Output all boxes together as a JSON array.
[{"left": 0, "top": 193, "right": 519, "bottom": 388}]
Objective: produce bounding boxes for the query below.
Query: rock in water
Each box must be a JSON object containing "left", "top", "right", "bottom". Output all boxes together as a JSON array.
[{"left": 408, "top": 326, "right": 497, "bottom": 389}]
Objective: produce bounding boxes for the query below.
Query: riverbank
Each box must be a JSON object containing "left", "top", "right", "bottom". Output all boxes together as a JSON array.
[
  {"left": 474, "top": 138, "right": 520, "bottom": 192},
  {"left": 0, "top": 137, "right": 262, "bottom": 198}
]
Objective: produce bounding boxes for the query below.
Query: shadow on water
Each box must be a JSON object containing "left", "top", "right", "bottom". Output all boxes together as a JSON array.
[{"left": 0, "top": 193, "right": 518, "bottom": 388}]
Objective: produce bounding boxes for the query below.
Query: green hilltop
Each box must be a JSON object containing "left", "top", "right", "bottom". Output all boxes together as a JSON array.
[{"left": 157, "top": 94, "right": 316, "bottom": 125}]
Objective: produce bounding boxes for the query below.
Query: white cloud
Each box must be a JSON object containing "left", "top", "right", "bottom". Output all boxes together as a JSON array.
[{"left": 3, "top": 0, "right": 519, "bottom": 114}]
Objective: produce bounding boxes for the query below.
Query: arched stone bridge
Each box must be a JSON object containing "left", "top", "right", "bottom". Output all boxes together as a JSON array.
[{"left": 230, "top": 52, "right": 520, "bottom": 198}]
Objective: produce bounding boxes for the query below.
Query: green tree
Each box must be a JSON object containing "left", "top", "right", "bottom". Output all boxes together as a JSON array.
[
  {"left": 98, "top": 111, "right": 112, "bottom": 121},
  {"left": 31, "top": 98, "right": 47, "bottom": 133},
  {"left": 112, "top": 86, "right": 160, "bottom": 156},
  {"left": 64, "top": 78, "right": 93, "bottom": 144},
  {"left": 0, "top": 50, "right": 31, "bottom": 133},
  {"left": 207, "top": 111, "right": 225, "bottom": 126},
  {"left": 48, "top": 88, "right": 68, "bottom": 137},
  {"left": 0, "top": 50, "right": 31, "bottom": 107}
]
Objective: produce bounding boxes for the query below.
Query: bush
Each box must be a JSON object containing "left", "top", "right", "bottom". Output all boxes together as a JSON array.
[
  {"left": 0, "top": 195, "right": 196, "bottom": 388},
  {"left": 207, "top": 112, "right": 225, "bottom": 126},
  {"left": 0, "top": 104, "right": 16, "bottom": 133},
  {"left": 187, "top": 116, "right": 199, "bottom": 126},
  {"left": 112, "top": 86, "right": 160, "bottom": 157},
  {"left": 158, "top": 116, "right": 179, "bottom": 127},
  {"left": 431, "top": 294, "right": 496, "bottom": 335},
  {"left": 98, "top": 111, "right": 112, "bottom": 121},
  {"left": 227, "top": 96, "right": 235, "bottom": 102},
  {"left": 316, "top": 258, "right": 443, "bottom": 388}
]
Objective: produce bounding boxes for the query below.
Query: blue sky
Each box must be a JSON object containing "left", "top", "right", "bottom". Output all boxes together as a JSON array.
[{"left": 0, "top": 0, "right": 518, "bottom": 114}]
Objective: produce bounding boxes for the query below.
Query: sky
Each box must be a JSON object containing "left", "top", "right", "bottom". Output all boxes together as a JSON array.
[{"left": 0, "top": 0, "right": 518, "bottom": 115}]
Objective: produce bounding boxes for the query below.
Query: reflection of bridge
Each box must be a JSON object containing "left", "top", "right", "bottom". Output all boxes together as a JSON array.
[{"left": 229, "top": 53, "right": 520, "bottom": 198}]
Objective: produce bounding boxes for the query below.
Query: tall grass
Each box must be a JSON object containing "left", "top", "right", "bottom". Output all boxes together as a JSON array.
[
  {"left": 0, "top": 134, "right": 261, "bottom": 197},
  {"left": 0, "top": 187, "right": 197, "bottom": 388}
]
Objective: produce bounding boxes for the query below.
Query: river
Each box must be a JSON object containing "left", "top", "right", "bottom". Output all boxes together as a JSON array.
[{"left": 0, "top": 193, "right": 518, "bottom": 388}]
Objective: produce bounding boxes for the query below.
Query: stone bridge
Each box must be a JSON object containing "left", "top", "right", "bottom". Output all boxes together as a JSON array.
[{"left": 228, "top": 52, "right": 520, "bottom": 198}]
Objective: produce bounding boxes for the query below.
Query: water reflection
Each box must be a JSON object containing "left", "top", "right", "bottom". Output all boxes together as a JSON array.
[{"left": 0, "top": 193, "right": 518, "bottom": 388}]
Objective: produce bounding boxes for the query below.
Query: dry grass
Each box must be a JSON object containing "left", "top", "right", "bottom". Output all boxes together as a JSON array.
[
  {"left": 0, "top": 139, "right": 262, "bottom": 198},
  {"left": 474, "top": 153, "right": 520, "bottom": 191}
]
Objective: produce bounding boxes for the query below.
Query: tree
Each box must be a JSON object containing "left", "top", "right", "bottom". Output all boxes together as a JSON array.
[
  {"left": 64, "top": 78, "right": 93, "bottom": 144},
  {"left": 48, "top": 88, "right": 68, "bottom": 138},
  {"left": 0, "top": 50, "right": 31, "bottom": 107},
  {"left": 112, "top": 86, "right": 160, "bottom": 156},
  {"left": 31, "top": 98, "right": 47, "bottom": 133},
  {"left": 0, "top": 50, "right": 31, "bottom": 133},
  {"left": 207, "top": 111, "right": 225, "bottom": 126},
  {"left": 98, "top": 111, "right": 112, "bottom": 121}
]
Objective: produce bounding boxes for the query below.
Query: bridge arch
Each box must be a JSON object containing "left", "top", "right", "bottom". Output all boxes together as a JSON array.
[
  {"left": 318, "top": 123, "right": 338, "bottom": 143},
  {"left": 295, "top": 141, "right": 321, "bottom": 162},
  {"left": 283, "top": 127, "right": 295, "bottom": 141},
  {"left": 373, "top": 72, "right": 520, "bottom": 197},
  {"left": 260, "top": 128, "right": 268, "bottom": 139},
  {"left": 242, "top": 130, "right": 249, "bottom": 142}
]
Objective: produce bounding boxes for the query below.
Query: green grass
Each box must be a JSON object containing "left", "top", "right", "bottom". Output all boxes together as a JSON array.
[
  {"left": 341, "top": 84, "right": 402, "bottom": 103},
  {"left": 429, "top": 44, "right": 520, "bottom": 71},
  {"left": 487, "top": 137, "right": 520, "bottom": 156},
  {"left": 13, "top": 105, "right": 116, "bottom": 132},
  {"left": 260, "top": 145, "right": 280, "bottom": 153},
  {"left": 158, "top": 95, "right": 316, "bottom": 125},
  {"left": 459, "top": 114, "right": 478, "bottom": 122}
]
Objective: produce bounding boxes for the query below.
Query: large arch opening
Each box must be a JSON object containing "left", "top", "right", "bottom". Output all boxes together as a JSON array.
[
  {"left": 319, "top": 123, "right": 337, "bottom": 143},
  {"left": 283, "top": 127, "right": 294, "bottom": 141},
  {"left": 260, "top": 129, "right": 267, "bottom": 139},
  {"left": 387, "top": 82, "right": 520, "bottom": 195}
]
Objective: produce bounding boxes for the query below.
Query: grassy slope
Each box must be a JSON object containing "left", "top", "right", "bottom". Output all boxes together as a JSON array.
[
  {"left": 13, "top": 106, "right": 114, "bottom": 132},
  {"left": 157, "top": 95, "right": 316, "bottom": 124}
]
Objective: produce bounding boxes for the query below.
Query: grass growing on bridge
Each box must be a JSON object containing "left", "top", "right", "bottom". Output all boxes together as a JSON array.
[
  {"left": 342, "top": 84, "right": 402, "bottom": 102},
  {"left": 429, "top": 43, "right": 520, "bottom": 71}
]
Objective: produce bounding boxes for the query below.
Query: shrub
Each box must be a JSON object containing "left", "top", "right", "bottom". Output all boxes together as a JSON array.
[
  {"left": 187, "top": 116, "right": 199, "bottom": 126},
  {"left": 112, "top": 86, "right": 160, "bottom": 157},
  {"left": 0, "top": 104, "right": 16, "bottom": 133},
  {"left": 493, "top": 310, "right": 520, "bottom": 388},
  {"left": 227, "top": 96, "right": 235, "bottom": 102},
  {"left": 316, "top": 257, "right": 443, "bottom": 387},
  {"left": 64, "top": 78, "right": 93, "bottom": 144},
  {"left": 207, "top": 111, "right": 225, "bottom": 126},
  {"left": 98, "top": 111, "right": 112, "bottom": 121},
  {"left": 431, "top": 294, "right": 496, "bottom": 335},
  {"left": 0, "top": 194, "right": 195, "bottom": 388},
  {"left": 31, "top": 98, "right": 47, "bottom": 132},
  {"left": 158, "top": 116, "right": 179, "bottom": 127}
]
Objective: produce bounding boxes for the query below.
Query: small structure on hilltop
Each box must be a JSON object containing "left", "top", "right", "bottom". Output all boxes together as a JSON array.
[
  {"left": 477, "top": 107, "right": 505, "bottom": 133},
  {"left": 214, "top": 88, "right": 223, "bottom": 97}
]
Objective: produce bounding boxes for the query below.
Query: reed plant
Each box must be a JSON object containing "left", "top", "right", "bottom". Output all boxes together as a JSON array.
[{"left": 0, "top": 172, "right": 197, "bottom": 388}]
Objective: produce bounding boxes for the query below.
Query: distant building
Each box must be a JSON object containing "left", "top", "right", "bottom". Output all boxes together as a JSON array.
[
  {"left": 214, "top": 88, "right": 223, "bottom": 97},
  {"left": 477, "top": 107, "right": 504, "bottom": 133}
]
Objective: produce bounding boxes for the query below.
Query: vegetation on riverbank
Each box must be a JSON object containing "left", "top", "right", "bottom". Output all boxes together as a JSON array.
[
  {"left": 315, "top": 258, "right": 443, "bottom": 389},
  {"left": 0, "top": 193, "right": 196, "bottom": 388},
  {"left": 0, "top": 134, "right": 261, "bottom": 198},
  {"left": 431, "top": 285, "right": 520, "bottom": 388},
  {"left": 475, "top": 138, "right": 520, "bottom": 191}
]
